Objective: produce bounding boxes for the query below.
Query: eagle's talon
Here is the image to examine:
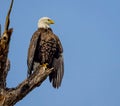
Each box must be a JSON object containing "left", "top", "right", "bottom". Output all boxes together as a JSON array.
[{"left": 41, "top": 63, "right": 48, "bottom": 70}]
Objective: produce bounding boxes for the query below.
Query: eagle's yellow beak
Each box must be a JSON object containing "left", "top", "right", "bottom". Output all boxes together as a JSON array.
[{"left": 49, "top": 19, "right": 55, "bottom": 24}]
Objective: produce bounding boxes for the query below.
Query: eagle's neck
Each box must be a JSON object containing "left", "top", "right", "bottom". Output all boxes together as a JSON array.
[{"left": 38, "top": 28, "right": 53, "bottom": 32}]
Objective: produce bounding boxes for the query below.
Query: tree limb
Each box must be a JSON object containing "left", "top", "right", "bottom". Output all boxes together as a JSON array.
[{"left": 4, "top": 67, "right": 53, "bottom": 106}]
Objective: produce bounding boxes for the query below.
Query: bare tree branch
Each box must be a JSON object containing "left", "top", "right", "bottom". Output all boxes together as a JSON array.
[{"left": 4, "top": 0, "right": 14, "bottom": 31}]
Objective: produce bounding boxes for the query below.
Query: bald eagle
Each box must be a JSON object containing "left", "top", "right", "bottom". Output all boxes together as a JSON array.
[{"left": 27, "top": 17, "right": 64, "bottom": 88}]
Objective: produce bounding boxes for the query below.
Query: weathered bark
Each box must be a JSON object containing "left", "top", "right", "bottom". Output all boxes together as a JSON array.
[
  {"left": 0, "top": 0, "right": 54, "bottom": 106},
  {"left": 0, "top": 28, "right": 13, "bottom": 89}
]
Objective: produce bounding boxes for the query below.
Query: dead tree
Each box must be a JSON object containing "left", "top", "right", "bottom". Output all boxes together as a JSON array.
[{"left": 0, "top": 0, "right": 53, "bottom": 106}]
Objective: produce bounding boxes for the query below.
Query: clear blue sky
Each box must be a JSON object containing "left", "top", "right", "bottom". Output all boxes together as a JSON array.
[{"left": 1, "top": 0, "right": 120, "bottom": 106}]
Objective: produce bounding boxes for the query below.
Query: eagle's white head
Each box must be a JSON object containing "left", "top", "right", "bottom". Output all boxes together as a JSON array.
[{"left": 38, "top": 17, "right": 54, "bottom": 29}]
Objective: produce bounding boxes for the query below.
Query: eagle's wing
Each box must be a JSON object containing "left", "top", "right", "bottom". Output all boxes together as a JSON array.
[
  {"left": 27, "top": 31, "right": 41, "bottom": 77},
  {"left": 49, "top": 35, "right": 64, "bottom": 88}
]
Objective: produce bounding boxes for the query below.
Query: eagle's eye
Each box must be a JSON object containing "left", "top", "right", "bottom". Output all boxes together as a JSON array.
[{"left": 48, "top": 19, "right": 50, "bottom": 21}]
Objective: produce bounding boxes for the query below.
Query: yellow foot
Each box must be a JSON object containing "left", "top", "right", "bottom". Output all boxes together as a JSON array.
[{"left": 41, "top": 63, "right": 48, "bottom": 70}]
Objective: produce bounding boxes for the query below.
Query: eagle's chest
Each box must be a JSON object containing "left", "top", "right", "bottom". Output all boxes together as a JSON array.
[
  {"left": 36, "top": 33, "right": 57, "bottom": 64},
  {"left": 40, "top": 34, "right": 57, "bottom": 50}
]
